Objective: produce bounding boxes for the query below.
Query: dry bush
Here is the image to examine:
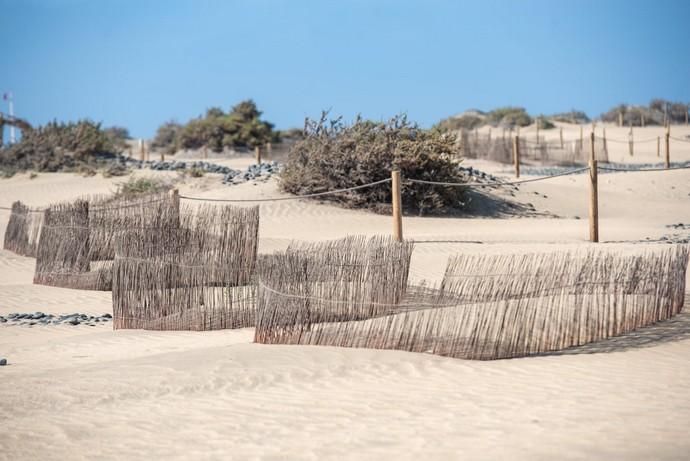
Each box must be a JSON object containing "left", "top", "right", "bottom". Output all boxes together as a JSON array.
[{"left": 281, "top": 113, "right": 467, "bottom": 215}]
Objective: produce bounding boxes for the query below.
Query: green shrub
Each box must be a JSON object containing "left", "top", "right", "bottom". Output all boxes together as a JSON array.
[
  {"left": 103, "top": 126, "right": 131, "bottom": 151},
  {"left": 281, "top": 113, "right": 467, "bottom": 215},
  {"left": 0, "top": 120, "right": 117, "bottom": 172},
  {"left": 486, "top": 107, "right": 532, "bottom": 127},
  {"left": 536, "top": 116, "right": 555, "bottom": 130},
  {"left": 435, "top": 113, "right": 485, "bottom": 132},
  {"left": 550, "top": 110, "right": 590, "bottom": 124},
  {"left": 188, "top": 167, "right": 205, "bottom": 178},
  {"left": 174, "top": 99, "right": 279, "bottom": 153},
  {"left": 152, "top": 121, "right": 182, "bottom": 155},
  {"left": 116, "top": 177, "right": 172, "bottom": 197}
]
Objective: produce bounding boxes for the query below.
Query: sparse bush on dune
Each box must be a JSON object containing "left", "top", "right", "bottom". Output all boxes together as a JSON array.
[
  {"left": 549, "top": 110, "right": 590, "bottom": 124},
  {"left": 103, "top": 126, "right": 131, "bottom": 151},
  {"left": 281, "top": 112, "right": 467, "bottom": 215},
  {"left": 601, "top": 99, "right": 689, "bottom": 126},
  {"left": 0, "top": 120, "right": 118, "bottom": 172},
  {"left": 152, "top": 121, "right": 183, "bottom": 155},
  {"left": 435, "top": 113, "right": 485, "bottom": 132},
  {"left": 175, "top": 99, "right": 280, "bottom": 153},
  {"left": 536, "top": 116, "right": 555, "bottom": 130},
  {"left": 116, "top": 176, "right": 172, "bottom": 197},
  {"left": 486, "top": 107, "right": 532, "bottom": 127}
]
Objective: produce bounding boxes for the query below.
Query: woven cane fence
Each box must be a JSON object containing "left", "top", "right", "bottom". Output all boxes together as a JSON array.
[
  {"left": 33, "top": 193, "right": 177, "bottom": 291},
  {"left": 255, "top": 244, "right": 688, "bottom": 360},
  {"left": 3, "top": 201, "right": 44, "bottom": 257},
  {"left": 460, "top": 132, "right": 609, "bottom": 165},
  {"left": 112, "top": 204, "right": 259, "bottom": 330}
]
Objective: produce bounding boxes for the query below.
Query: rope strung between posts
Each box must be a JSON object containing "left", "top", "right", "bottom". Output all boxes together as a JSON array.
[
  {"left": 670, "top": 136, "right": 690, "bottom": 143},
  {"left": 598, "top": 164, "right": 690, "bottom": 172},
  {"left": 595, "top": 135, "right": 659, "bottom": 143},
  {"left": 405, "top": 167, "right": 590, "bottom": 187},
  {"left": 178, "top": 178, "right": 392, "bottom": 202}
]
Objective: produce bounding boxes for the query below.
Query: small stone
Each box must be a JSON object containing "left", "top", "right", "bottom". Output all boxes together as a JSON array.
[
  {"left": 0, "top": 358, "right": 7, "bottom": 366},
  {"left": 68, "top": 319, "right": 80, "bottom": 326},
  {"left": 103, "top": 313, "right": 112, "bottom": 319}
]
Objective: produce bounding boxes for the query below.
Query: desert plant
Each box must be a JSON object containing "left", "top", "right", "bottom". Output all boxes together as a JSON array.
[
  {"left": 152, "top": 121, "right": 182, "bottom": 155},
  {"left": 281, "top": 112, "right": 467, "bottom": 215},
  {"left": 435, "top": 113, "right": 485, "bottom": 132},
  {"left": 550, "top": 110, "right": 590, "bottom": 124},
  {"left": 188, "top": 167, "right": 205, "bottom": 178},
  {"left": 175, "top": 99, "right": 279, "bottom": 153},
  {"left": 116, "top": 177, "right": 172, "bottom": 197},
  {"left": 536, "top": 116, "right": 555, "bottom": 130},
  {"left": 486, "top": 107, "right": 532, "bottom": 127}
]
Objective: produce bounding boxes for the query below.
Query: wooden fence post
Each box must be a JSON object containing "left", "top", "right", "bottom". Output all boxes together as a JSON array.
[
  {"left": 139, "top": 139, "right": 145, "bottom": 161},
  {"left": 536, "top": 119, "right": 540, "bottom": 145},
  {"left": 628, "top": 126, "right": 633, "bottom": 156},
  {"left": 169, "top": 188, "right": 180, "bottom": 214},
  {"left": 267, "top": 142, "right": 272, "bottom": 159},
  {"left": 391, "top": 170, "right": 403, "bottom": 242},
  {"left": 657, "top": 136, "right": 660, "bottom": 157},
  {"left": 559, "top": 127, "right": 563, "bottom": 149},
  {"left": 255, "top": 146, "right": 261, "bottom": 165},
  {"left": 618, "top": 112, "right": 623, "bottom": 127},
  {"left": 589, "top": 132, "right": 599, "bottom": 243},
  {"left": 513, "top": 135, "right": 520, "bottom": 178},
  {"left": 665, "top": 125, "right": 671, "bottom": 169},
  {"left": 641, "top": 113, "right": 645, "bottom": 127},
  {"left": 579, "top": 125, "right": 584, "bottom": 150},
  {"left": 488, "top": 128, "right": 492, "bottom": 142},
  {"left": 602, "top": 127, "right": 608, "bottom": 157}
]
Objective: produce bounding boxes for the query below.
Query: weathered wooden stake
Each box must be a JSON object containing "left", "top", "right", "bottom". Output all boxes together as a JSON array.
[
  {"left": 160, "top": 150, "right": 165, "bottom": 162},
  {"left": 602, "top": 127, "right": 608, "bottom": 157},
  {"left": 536, "top": 119, "right": 540, "bottom": 144},
  {"left": 628, "top": 126, "right": 633, "bottom": 156},
  {"left": 657, "top": 136, "right": 660, "bottom": 157},
  {"left": 618, "top": 112, "right": 623, "bottom": 127},
  {"left": 513, "top": 135, "right": 520, "bottom": 178},
  {"left": 559, "top": 127, "right": 563, "bottom": 149},
  {"left": 488, "top": 128, "right": 491, "bottom": 142},
  {"left": 391, "top": 170, "right": 403, "bottom": 242},
  {"left": 139, "top": 139, "right": 145, "bottom": 161},
  {"left": 641, "top": 113, "right": 645, "bottom": 127},
  {"left": 589, "top": 132, "right": 599, "bottom": 243},
  {"left": 665, "top": 125, "right": 671, "bottom": 169},
  {"left": 255, "top": 146, "right": 261, "bottom": 165},
  {"left": 267, "top": 142, "right": 272, "bottom": 158},
  {"left": 579, "top": 125, "right": 584, "bottom": 150},
  {"left": 169, "top": 188, "right": 180, "bottom": 215}
]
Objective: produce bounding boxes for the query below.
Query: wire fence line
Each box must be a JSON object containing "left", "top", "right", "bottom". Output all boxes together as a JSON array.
[{"left": 1, "top": 161, "right": 688, "bottom": 210}]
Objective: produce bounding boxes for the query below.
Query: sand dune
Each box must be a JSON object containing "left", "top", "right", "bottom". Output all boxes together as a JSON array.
[{"left": 1, "top": 145, "right": 689, "bottom": 460}]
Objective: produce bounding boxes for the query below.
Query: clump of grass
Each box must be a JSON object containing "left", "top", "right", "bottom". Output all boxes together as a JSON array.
[
  {"left": 0, "top": 168, "right": 17, "bottom": 179},
  {"left": 29, "top": 172, "right": 38, "bottom": 180},
  {"left": 101, "top": 164, "right": 129, "bottom": 178},
  {"left": 116, "top": 176, "right": 172, "bottom": 197},
  {"left": 76, "top": 164, "right": 97, "bottom": 177},
  {"left": 188, "top": 167, "right": 205, "bottom": 178}
]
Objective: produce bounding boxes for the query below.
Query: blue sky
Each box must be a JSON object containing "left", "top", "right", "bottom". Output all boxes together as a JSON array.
[{"left": 1, "top": 0, "right": 689, "bottom": 138}]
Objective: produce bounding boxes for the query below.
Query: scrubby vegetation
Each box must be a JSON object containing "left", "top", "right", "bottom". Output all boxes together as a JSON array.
[
  {"left": 434, "top": 111, "right": 485, "bottom": 131},
  {"left": 281, "top": 113, "right": 467, "bottom": 215},
  {"left": 0, "top": 120, "right": 119, "bottom": 173},
  {"left": 103, "top": 126, "right": 131, "bottom": 151},
  {"left": 601, "top": 99, "right": 689, "bottom": 126},
  {"left": 152, "top": 100, "right": 280, "bottom": 154},
  {"left": 535, "top": 116, "right": 555, "bottom": 130},
  {"left": 486, "top": 107, "right": 532, "bottom": 127},
  {"left": 549, "top": 110, "right": 590, "bottom": 124},
  {"left": 115, "top": 176, "right": 172, "bottom": 197}
]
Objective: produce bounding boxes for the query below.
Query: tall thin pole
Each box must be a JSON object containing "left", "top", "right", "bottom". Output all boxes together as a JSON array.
[
  {"left": 665, "top": 125, "right": 671, "bottom": 169},
  {"left": 513, "top": 135, "right": 520, "bottom": 178},
  {"left": 8, "top": 94, "right": 16, "bottom": 144},
  {"left": 391, "top": 170, "right": 403, "bottom": 242},
  {"left": 589, "top": 132, "right": 599, "bottom": 243}
]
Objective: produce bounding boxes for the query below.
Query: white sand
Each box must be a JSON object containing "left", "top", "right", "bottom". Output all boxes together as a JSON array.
[{"left": 1, "top": 128, "right": 690, "bottom": 460}]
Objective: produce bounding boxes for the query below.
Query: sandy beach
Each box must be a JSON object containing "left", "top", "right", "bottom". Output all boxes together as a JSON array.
[{"left": 1, "top": 122, "right": 689, "bottom": 460}]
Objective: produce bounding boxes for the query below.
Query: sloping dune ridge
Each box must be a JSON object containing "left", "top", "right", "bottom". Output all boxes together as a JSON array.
[{"left": 1, "top": 133, "right": 690, "bottom": 460}]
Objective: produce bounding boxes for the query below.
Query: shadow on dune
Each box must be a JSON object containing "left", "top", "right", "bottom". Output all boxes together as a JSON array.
[{"left": 535, "top": 294, "right": 690, "bottom": 357}]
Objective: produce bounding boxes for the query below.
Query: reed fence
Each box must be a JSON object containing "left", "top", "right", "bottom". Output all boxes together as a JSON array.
[
  {"left": 112, "top": 204, "right": 259, "bottom": 330},
  {"left": 32, "top": 192, "right": 177, "bottom": 290},
  {"left": 3, "top": 201, "right": 43, "bottom": 257},
  {"left": 255, "top": 244, "right": 688, "bottom": 360}
]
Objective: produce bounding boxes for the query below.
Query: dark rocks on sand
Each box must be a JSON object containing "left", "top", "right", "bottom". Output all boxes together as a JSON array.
[{"left": 0, "top": 358, "right": 7, "bottom": 366}]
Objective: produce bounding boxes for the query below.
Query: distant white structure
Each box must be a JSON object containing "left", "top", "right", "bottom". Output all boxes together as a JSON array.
[{"left": 3, "top": 92, "right": 15, "bottom": 144}]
